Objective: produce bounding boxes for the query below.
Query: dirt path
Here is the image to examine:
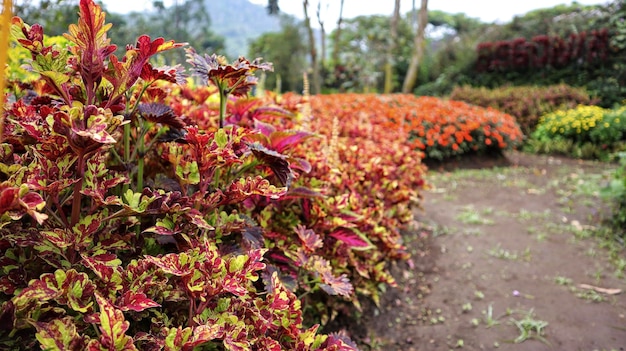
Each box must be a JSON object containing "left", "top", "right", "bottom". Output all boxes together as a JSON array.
[{"left": 348, "top": 151, "right": 626, "bottom": 351}]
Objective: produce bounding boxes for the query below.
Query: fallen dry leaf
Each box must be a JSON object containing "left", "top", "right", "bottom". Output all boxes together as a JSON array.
[{"left": 578, "top": 284, "right": 622, "bottom": 295}]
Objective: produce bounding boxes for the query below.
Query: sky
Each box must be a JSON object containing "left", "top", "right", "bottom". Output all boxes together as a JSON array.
[{"left": 104, "top": 0, "right": 610, "bottom": 26}]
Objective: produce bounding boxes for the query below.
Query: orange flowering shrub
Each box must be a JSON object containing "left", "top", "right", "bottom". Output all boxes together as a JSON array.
[{"left": 302, "top": 93, "right": 523, "bottom": 161}]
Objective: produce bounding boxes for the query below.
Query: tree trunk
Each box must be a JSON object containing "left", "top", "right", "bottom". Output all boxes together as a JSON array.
[
  {"left": 384, "top": 0, "right": 401, "bottom": 93},
  {"left": 303, "top": 0, "right": 321, "bottom": 94},
  {"left": 316, "top": 1, "right": 326, "bottom": 68},
  {"left": 402, "top": 0, "right": 428, "bottom": 94},
  {"left": 331, "top": 0, "right": 345, "bottom": 64}
]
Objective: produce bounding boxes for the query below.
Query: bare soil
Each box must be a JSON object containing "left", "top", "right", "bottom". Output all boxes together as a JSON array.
[{"left": 341, "top": 151, "right": 626, "bottom": 351}]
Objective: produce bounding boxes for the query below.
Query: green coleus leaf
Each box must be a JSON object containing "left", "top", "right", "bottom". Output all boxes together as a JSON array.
[
  {"left": 39, "top": 213, "right": 101, "bottom": 251},
  {"left": 122, "top": 189, "right": 154, "bottom": 213},
  {"left": 81, "top": 253, "right": 123, "bottom": 293},
  {"left": 175, "top": 158, "right": 200, "bottom": 185},
  {"left": 71, "top": 108, "right": 122, "bottom": 145},
  {"left": 72, "top": 213, "right": 101, "bottom": 248},
  {"left": 38, "top": 68, "right": 71, "bottom": 88},
  {"left": 163, "top": 325, "right": 221, "bottom": 351},
  {"left": 143, "top": 215, "right": 179, "bottom": 236},
  {"left": 40, "top": 229, "right": 74, "bottom": 250},
  {"left": 35, "top": 316, "right": 88, "bottom": 351},
  {"left": 144, "top": 251, "right": 203, "bottom": 276},
  {"left": 13, "top": 269, "right": 95, "bottom": 314},
  {"left": 83, "top": 154, "right": 128, "bottom": 206},
  {"left": 215, "top": 128, "right": 228, "bottom": 148},
  {"left": 90, "top": 292, "right": 137, "bottom": 351}
]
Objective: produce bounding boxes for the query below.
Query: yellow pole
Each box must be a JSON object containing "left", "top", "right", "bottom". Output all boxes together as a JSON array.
[{"left": 0, "top": 0, "right": 12, "bottom": 141}]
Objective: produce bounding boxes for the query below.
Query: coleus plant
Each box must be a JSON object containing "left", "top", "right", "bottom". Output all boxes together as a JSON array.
[
  {"left": 166, "top": 88, "right": 430, "bottom": 323},
  {"left": 0, "top": 0, "right": 359, "bottom": 349}
]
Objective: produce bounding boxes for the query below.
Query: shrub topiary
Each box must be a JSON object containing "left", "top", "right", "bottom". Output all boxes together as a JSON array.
[{"left": 449, "top": 84, "right": 596, "bottom": 136}]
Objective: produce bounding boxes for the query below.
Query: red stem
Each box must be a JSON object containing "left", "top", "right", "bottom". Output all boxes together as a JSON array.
[{"left": 70, "top": 151, "right": 86, "bottom": 228}]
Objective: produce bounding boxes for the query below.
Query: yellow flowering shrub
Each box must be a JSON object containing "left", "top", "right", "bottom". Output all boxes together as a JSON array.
[
  {"left": 533, "top": 105, "right": 607, "bottom": 143},
  {"left": 529, "top": 104, "right": 626, "bottom": 159}
]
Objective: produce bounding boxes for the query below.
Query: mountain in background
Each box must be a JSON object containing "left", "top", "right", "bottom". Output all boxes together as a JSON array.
[{"left": 207, "top": 0, "right": 282, "bottom": 58}]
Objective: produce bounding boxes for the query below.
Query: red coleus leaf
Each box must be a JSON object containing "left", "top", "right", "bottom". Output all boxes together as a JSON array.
[
  {"left": 254, "top": 120, "right": 315, "bottom": 154},
  {"left": 105, "top": 36, "right": 184, "bottom": 102},
  {"left": 0, "top": 183, "right": 48, "bottom": 224},
  {"left": 221, "top": 176, "right": 287, "bottom": 205},
  {"left": 140, "top": 63, "right": 186, "bottom": 85},
  {"left": 144, "top": 251, "right": 201, "bottom": 276},
  {"left": 248, "top": 143, "right": 294, "bottom": 187},
  {"left": 306, "top": 256, "right": 354, "bottom": 297},
  {"left": 263, "top": 271, "right": 304, "bottom": 336},
  {"left": 294, "top": 225, "right": 323, "bottom": 253},
  {"left": 81, "top": 253, "right": 123, "bottom": 289},
  {"left": 91, "top": 292, "right": 137, "bottom": 351},
  {"left": 320, "top": 331, "right": 359, "bottom": 351},
  {"left": 329, "top": 227, "right": 373, "bottom": 250},
  {"left": 135, "top": 35, "right": 184, "bottom": 59},
  {"left": 63, "top": 0, "right": 117, "bottom": 93},
  {"left": 185, "top": 48, "right": 272, "bottom": 96},
  {"left": 116, "top": 290, "right": 160, "bottom": 312},
  {"left": 253, "top": 119, "right": 277, "bottom": 136},
  {"left": 10, "top": 17, "right": 44, "bottom": 54},
  {"left": 278, "top": 186, "right": 323, "bottom": 202},
  {"left": 254, "top": 337, "right": 281, "bottom": 351},
  {"left": 225, "top": 97, "right": 294, "bottom": 126},
  {"left": 35, "top": 316, "right": 88, "bottom": 351},
  {"left": 138, "top": 102, "right": 186, "bottom": 129}
]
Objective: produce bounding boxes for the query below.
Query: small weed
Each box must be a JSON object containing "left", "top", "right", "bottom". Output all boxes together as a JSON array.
[
  {"left": 456, "top": 206, "right": 495, "bottom": 225},
  {"left": 614, "top": 258, "right": 626, "bottom": 278},
  {"left": 586, "top": 247, "right": 598, "bottom": 258},
  {"left": 483, "top": 304, "right": 500, "bottom": 328},
  {"left": 516, "top": 209, "right": 551, "bottom": 221},
  {"left": 487, "top": 243, "right": 526, "bottom": 261},
  {"left": 509, "top": 309, "right": 549, "bottom": 344},
  {"left": 462, "top": 302, "right": 472, "bottom": 313},
  {"left": 575, "top": 288, "right": 605, "bottom": 302},
  {"left": 474, "top": 290, "right": 485, "bottom": 300},
  {"left": 463, "top": 228, "right": 484, "bottom": 236},
  {"left": 432, "top": 224, "right": 452, "bottom": 237},
  {"left": 554, "top": 276, "right": 573, "bottom": 286},
  {"left": 482, "top": 207, "right": 495, "bottom": 215}
]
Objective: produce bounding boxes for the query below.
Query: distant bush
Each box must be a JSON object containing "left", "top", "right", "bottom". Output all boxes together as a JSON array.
[
  {"left": 449, "top": 84, "right": 596, "bottom": 135},
  {"left": 602, "top": 152, "right": 626, "bottom": 237},
  {"left": 527, "top": 105, "right": 626, "bottom": 160}
]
